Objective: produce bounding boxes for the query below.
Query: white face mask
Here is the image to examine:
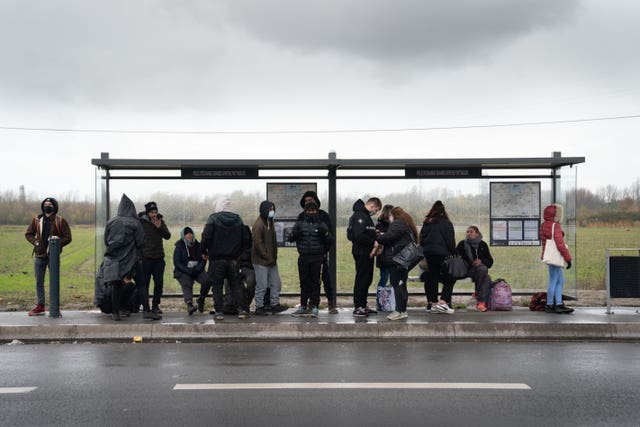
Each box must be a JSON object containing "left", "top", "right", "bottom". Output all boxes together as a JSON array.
[{"left": 268, "top": 210, "right": 275, "bottom": 219}]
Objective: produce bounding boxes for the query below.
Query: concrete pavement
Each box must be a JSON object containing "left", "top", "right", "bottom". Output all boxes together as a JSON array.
[{"left": 1, "top": 305, "right": 639, "bottom": 342}]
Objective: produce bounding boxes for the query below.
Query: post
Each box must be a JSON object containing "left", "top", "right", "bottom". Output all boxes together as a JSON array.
[
  {"left": 48, "top": 236, "right": 62, "bottom": 318},
  {"left": 328, "top": 151, "right": 338, "bottom": 294}
]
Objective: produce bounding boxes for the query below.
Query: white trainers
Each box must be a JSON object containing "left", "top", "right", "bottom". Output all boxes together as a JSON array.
[
  {"left": 434, "top": 302, "right": 454, "bottom": 314},
  {"left": 398, "top": 311, "right": 408, "bottom": 319},
  {"left": 386, "top": 311, "right": 402, "bottom": 320}
]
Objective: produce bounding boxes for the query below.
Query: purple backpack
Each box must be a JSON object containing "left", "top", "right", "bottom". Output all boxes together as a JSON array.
[{"left": 488, "top": 279, "right": 513, "bottom": 311}]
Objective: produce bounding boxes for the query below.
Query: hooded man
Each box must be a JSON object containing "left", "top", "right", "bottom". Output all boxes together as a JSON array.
[
  {"left": 173, "top": 226, "right": 212, "bottom": 315},
  {"left": 201, "top": 197, "right": 251, "bottom": 320},
  {"left": 25, "top": 197, "right": 72, "bottom": 316},
  {"left": 252, "top": 200, "right": 287, "bottom": 315},
  {"left": 138, "top": 201, "right": 171, "bottom": 316},
  {"left": 297, "top": 191, "right": 337, "bottom": 313},
  {"left": 95, "top": 194, "right": 144, "bottom": 321}
]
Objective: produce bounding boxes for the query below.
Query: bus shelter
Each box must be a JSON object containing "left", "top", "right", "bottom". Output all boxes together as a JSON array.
[{"left": 92, "top": 151, "right": 585, "bottom": 299}]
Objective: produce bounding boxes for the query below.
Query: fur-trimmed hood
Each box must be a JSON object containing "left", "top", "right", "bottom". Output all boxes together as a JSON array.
[{"left": 543, "top": 204, "right": 564, "bottom": 223}]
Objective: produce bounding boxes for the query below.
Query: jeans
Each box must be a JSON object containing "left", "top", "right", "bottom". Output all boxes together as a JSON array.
[
  {"left": 352, "top": 252, "right": 374, "bottom": 309},
  {"left": 389, "top": 265, "right": 409, "bottom": 312},
  {"left": 424, "top": 255, "right": 456, "bottom": 305},
  {"left": 547, "top": 265, "right": 565, "bottom": 305},
  {"left": 298, "top": 255, "right": 323, "bottom": 309},
  {"left": 253, "top": 264, "right": 282, "bottom": 309},
  {"left": 34, "top": 257, "right": 49, "bottom": 306},
  {"left": 209, "top": 259, "right": 247, "bottom": 312},
  {"left": 141, "top": 258, "right": 165, "bottom": 307}
]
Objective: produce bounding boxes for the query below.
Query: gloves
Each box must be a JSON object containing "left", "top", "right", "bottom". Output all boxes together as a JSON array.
[{"left": 566, "top": 261, "right": 572, "bottom": 270}]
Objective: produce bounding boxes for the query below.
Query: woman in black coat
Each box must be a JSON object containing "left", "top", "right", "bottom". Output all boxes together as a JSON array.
[
  {"left": 456, "top": 225, "right": 493, "bottom": 312},
  {"left": 419, "top": 201, "right": 456, "bottom": 314}
]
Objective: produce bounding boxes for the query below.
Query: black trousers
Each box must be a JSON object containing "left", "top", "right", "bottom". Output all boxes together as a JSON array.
[
  {"left": 389, "top": 265, "right": 409, "bottom": 312},
  {"left": 208, "top": 259, "right": 248, "bottom": 313},
  {"left": 424, "top": 255, "right": 456, "bottom": 304},
  {"left": 321, "top": 255, "right": 336, "bottom": 301},
  {"left": 352, "top": 252, "right": 374, "bottom": 309},
  {"left": 141, "top": 258, "right": 165, "bottom": 307},
  {"left": 298, "top": 255, "right": 323, "bottom": 309}
]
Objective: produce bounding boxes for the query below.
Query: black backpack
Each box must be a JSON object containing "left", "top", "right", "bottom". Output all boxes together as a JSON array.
[{"left": 346, "top": 215, "right": 355, "bottom": 241}]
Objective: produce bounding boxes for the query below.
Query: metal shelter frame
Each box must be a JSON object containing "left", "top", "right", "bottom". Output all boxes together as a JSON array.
[{"left": 92, "top": 151, "right": 585, "bottom": 297}]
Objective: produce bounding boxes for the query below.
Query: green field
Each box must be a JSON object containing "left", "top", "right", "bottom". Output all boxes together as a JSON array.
[{"left": 1, "top": 225, "right": 639, "bottom": 309}]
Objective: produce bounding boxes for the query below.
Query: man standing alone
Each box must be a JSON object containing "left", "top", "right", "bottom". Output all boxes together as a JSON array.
[
  {"left": 347, "top": 197, "right": 381, "bottom": 317},
  {"left": 25, "top": 197, "right": 72, "bottom": 316},
  {"left": 138, "top": 201, "right": 171, "bottom": 316}
]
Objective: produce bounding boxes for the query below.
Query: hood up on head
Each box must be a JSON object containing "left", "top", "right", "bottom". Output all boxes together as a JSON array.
[
  {"left": 180, "top": 226, "right": 194, "bottom": 244},
  {"left": 214, "top": 197, "right": 231, "bottom": 213},
  {"left": 300, "top": 191, "right": 321, "bottom": 209},
  {"left": 543, "top": 204, "right": 564, "bottom": 223},
  {"left": 41, "top": 197, "right": 59, "bottom": 215},
  {"left": 116, "top": 194, "right": 137, "bottom": 219}
]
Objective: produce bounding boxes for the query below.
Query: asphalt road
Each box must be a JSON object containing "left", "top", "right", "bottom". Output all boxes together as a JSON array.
[{"left": 1, "top": 341, "right": 639, "bottom": 426}]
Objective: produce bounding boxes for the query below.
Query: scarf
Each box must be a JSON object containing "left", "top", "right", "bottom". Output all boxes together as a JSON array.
[{"left": 464, "top": 236, "right": 482, "bottom": 261}]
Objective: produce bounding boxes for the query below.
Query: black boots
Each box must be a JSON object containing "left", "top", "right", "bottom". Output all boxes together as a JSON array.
[
  {"left": 196, "top": 296, "right": 205, "bottom": 313},
  {"left": 187, "top": 302, "right": 197, "bottom": 316},
  {"left": 546, "top": 304, "right": 574, "bottom": 314}
]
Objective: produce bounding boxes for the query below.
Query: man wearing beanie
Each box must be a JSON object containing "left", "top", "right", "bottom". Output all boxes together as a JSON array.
[
  {"left": 25, "top": 197, "right": 72, "bottom": 316},
  {"left": 173, "top": 226, "right": 212, "bottom": 315},
  {"left": 138, "top": 201, "right": 171, "bottom": 318}
]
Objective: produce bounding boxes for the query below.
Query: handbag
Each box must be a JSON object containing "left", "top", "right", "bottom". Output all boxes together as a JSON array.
[
  {"left": 392, "top": 232, "right": 424, "bottom": 270},
  {"left": 376, "top": 285, "right": 395, "bottom": 312},
  {"left": 542, "top": 223, "right": 566, "bottom": 267},
  {"left": 443, "top": 254, "right": 468, "bottom": 279}
]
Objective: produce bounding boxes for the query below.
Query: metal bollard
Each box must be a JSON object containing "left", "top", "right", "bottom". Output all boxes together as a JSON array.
[{"left": 48, "top": 236, "right": 62, "bottom": 318}]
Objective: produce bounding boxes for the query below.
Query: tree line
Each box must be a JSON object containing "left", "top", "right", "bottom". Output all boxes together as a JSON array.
[{"left": 1, "top": 179, "right": 639, "bottom": 226}]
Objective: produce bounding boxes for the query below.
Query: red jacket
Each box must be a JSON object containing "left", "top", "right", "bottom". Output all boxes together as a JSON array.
[{"left": 540, "top": 204, "right": 571, "bottom": 262}]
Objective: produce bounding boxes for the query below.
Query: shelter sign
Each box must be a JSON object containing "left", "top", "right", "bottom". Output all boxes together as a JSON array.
[
  {"left": 490, "top": 182, "right": 541, "bottom": 246},
  {"left": 267, "top": 182, "right": 318, "bottom": 247}
]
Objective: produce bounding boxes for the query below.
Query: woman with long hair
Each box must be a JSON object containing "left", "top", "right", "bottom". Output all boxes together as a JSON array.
[
  {"left": 419, "top": 201, "right": 456, "bottom": 314},
  {"left": 376, "top": 207, "right": 419, "bottom": 320},
  {"left": 372, "top": 204, "right": 394, "bottom": 311}
]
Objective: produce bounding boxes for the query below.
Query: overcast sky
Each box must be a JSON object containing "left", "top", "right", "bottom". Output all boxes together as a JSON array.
[{"left": 1, "top": 0, "right": 639, "bottom": 202}]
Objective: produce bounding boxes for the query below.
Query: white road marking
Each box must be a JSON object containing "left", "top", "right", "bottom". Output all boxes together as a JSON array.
[
  {"left": 0, "top": 387, "right": 37, "bottom": 394},
  {"left": 174, "top": 382, "right": 531, "bottom": 390}
]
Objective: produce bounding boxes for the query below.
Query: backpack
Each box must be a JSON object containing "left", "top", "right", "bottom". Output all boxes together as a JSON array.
[
  {"left": 529, "top": 292, "right": 548, "bottom": 311},
  {"left": 376, "top": 285, "right": 395, "bottom": 312},
  {"left": 488, "top": 279, "right": 512, "bottom": 311},
  {"left": 346, "top": 215, "right": 355, "bottom": 242}
]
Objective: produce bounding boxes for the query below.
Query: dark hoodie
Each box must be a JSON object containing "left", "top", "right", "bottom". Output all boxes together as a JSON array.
[
  {"left": 348, "top": 199, "right": 377, "bottom": 255},
  {"left": 95, "top": 194, "right": 145, "bottom": 305},
  {"left": 25, "top": 197, "right": 72, "bottom": 258},
  {"left": 252, "top": 201, "right": 278, "bottom": 266},
  {"left": 202, "top": 210, "right": 250, "bottom": 260},
  {"left": 297, "top": 191, "right": 333, "bottom": 229},
  {"left": 173, "top": 226, "right": 206, "bottom": 278}
]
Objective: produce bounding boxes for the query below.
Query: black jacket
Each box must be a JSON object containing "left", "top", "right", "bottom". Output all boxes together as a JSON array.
[
  {"left": 348, "top": 199, "right": 377, "bottom": 256},
  {"left": 288, "top": 215, "right": 333, "bottom": 257},
  {"left": 173, "top": 229, "right": 206, "bottom": 279},
  {"left": 376, "top": 219, "right": 414, "bottom": 261},
  {"left": 419, "top": 217, "right": 455, "bottom": 257},
  {"left": 297, "top": 191, "right": 333, "bottom": 230},
  {"left": 138, "top": 212, "right": 171, "bottom": 259},
  {"left": 375, "top": 218, "right": 394, "bottom": 267},
  {"left": 201, "top": 211, "right": 250, "bottom": 260},
  {"left": 455, "top": 239, "right": 493, "bottom": 269}
]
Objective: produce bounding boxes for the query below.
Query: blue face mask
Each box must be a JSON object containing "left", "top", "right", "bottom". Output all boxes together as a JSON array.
[{"left": 268, "top": 210, "right": 275, "bottom": 219}]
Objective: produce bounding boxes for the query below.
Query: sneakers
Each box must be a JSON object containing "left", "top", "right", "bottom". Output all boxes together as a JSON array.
[
  {"left": 292, "top": 307, "right": 308, "bottom": 316},
  {"left": 196, "top": 296, "right": 205, "bottom": 313},
  {"left": 238, "top": 310, "right": 251, "bottom": 319},
  {"left": 214, "top": 313, "right": 224, "bottom": 320},
  {"left": 28, "top": 304, "right": 45, "bottom": 316},
  {"left": 187, "top": 303, "right": 197, "bottom": 316},
  {"left": 328, "top": 301, "right": 339, "bottom": 314},
  {"left": 433, "top": 302, "right": 455, "bottom": 314},
  {"left": 544, "top": 305, "right": 556, "bottom": 313},
  {"left": 309, "top": 307, "right": 319, "bottom": 318},
  {"left": 143, "top": 310, "right": 162, "bottom": 320},
  {"left": 425, "top": 303, "right": 433, "bottom": 313},
  {"left": 554, "top": 304, "right": 575, "bottom": 314},
  {"left": 270, "top": 304, "right": 289, "bottom": 314},
  {"left": 387, "top": 311, "right": 408, "bottom": 321},
  {"left": 365, "top": 307, "right": 378, "bottom": 315},
  {"left": 352, "top": 307, "right": 368, "bottom": 317},
  {"left": 254, "top": 307, "right": 271, "bottom": 316},
  {"left": 476, "top": 302, "right": 487, "bottom": 312},
  {"left": 152, "top": 305, "right": 163, "bottom": 314}
]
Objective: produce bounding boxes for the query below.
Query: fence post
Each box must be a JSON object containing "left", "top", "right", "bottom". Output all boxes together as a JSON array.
[{"left": 48, "top": 236, "right": 62, "bottom": 318}]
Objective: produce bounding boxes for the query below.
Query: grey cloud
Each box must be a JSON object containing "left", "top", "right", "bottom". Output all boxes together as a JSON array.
[{"left": 222, "top": 0, "right": 579, "bottom": 65}]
